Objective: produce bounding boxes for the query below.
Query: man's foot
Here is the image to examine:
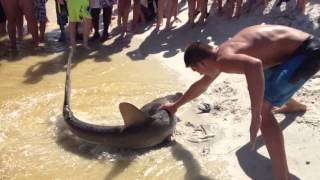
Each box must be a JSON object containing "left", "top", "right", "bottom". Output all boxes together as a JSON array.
[{"left": 273, "top": 99, "right": 307, "bottom": 114}]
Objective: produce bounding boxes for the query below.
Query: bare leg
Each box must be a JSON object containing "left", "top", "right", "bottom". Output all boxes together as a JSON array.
[
  {"left": 101, "top": 6, "right": 112, "bottom": 41},
  {"left": 156, "top": 0, "right": 165, "bottom": 29},
  {"left": 197, "top": 0, "right": 208, "bottom": 24},
  {"left": 82, "top": 17, "right": 91, "bottom": 49},
  {"left": 0, "top": 22, "right": 5, "bottom": 36},
  {"left": 296, "top": 0, "right": 306, "bottom": 13},
  {"left": 68, "top": 22, "right": 76, "bottom": 47},
  {"left": 165, "top": 0, "right": 174, "bottom": 29},
  {"left": 227, "top": 0, "right": 236, "bottom": 18},
  {"left": 90, "top": 8, "right": 101, "bottom": 40},
  {"left": 132, "top": 0, "right": 145, "bottom": 31},
  {"left": 39, "top": 21, "right": 47, "bottom": 42},
  {"left": 234, "top": 0, "right": 242, "bottom": 18},
  {"left": 0, "top": 1, "right": 5, "bottom": 36},
  {"left": 117, "top": 0, "right": 122, "bottom": 26},
  {"left": 19, "top": 0, "right": 39, "bottom": 45},
  {"left": 172, "top": 0, "right": 180, "bottom": 22},
  {"left": 261, "top": 100, "right": 290, "bottom": 180},
  {"left": 273, "top": 98, "right": 307, "bottom": 114},
  {"left": 16, "top": 9, "right": 24, "bottom": 40},
  {"left": 121, "top": 0, "right": 131, "bottom": 37},
  {"left": 187, "top": 0, "right": 196, "bottom": 27},
  {"left": 1, "top": 0, "right": 18, "bottom": 49},
  {"left": 217, "top": 0, "right": 223, "bottom": 15}
]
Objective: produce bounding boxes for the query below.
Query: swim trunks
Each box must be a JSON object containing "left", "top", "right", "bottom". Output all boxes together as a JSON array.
[
  {"left": 264, "top": 36, "right": 320, "bottom": 106},
  {"left": 55, "top": 0, "right": 68, "bottom": 26},
  {"left": 0, "top": 2, "right": 6, "bottom": 23},
  {"left": 34, "top": 0, "right": 48, "bottom": 23},
  {"left": 67, "top": 0, "right": 91, "bottom": 22}
]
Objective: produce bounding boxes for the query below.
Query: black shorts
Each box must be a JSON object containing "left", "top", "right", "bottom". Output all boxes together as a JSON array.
[
  {"left": 55, "top": 0, "right": 68, "bottom": 26},
  {"left": 289, "top": 35, "right": 320, "bottom": 83},
  {"left": 0, "top": 2, "right": 6, "bottom": 23}
]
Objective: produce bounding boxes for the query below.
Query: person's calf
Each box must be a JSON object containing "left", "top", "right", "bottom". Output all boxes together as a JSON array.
[
  {"left": 0, "top": 23, "right": 6, "bottom": 37},
  {"left": 39, "top": 22, "right": 46, "bottom": 43},
  {"left": 234, "top": 0, "right": 243, "bottom": 18}
]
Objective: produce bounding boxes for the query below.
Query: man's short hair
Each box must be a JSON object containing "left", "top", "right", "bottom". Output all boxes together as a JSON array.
[{"left": 184, "top": 42, "right": 214, "bottom": 67}]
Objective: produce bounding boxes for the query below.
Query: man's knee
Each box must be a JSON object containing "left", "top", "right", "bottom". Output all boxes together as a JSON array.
[{"left": 260, "top": 100, "right": 276, "bottom": 128}]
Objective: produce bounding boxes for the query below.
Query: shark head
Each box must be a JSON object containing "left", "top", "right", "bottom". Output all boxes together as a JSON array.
[{"left": 119, "top": 92, "right": 183, "bottom": 128}]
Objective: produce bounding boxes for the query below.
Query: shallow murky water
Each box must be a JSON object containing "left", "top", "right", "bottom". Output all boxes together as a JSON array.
[
  {"left": 0, "top": 2, "right": 186, "bottom": 179},
  {"left": 0, "top": 38, "right": 191, "bottom": 180},
  {"left": 0, "top": 1, "right": 231, "bottom": 180}
]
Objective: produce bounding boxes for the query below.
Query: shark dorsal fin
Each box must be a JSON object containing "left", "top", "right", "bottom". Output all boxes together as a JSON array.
[{"left": 119, "top": 102, "right": 148, "bottom": 128}]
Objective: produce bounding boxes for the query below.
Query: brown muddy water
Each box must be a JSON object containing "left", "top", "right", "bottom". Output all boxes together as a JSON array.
[
  {"left": 0, "top": 2, "right": 185, "bottom": 179},
  {"left": 0, "top": 46, "right": 184, "bottom": 179}
]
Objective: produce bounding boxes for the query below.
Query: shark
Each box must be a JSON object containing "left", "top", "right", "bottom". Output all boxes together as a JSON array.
[{"left": 63, "top": 48, "right": 182, "bottom": 149}]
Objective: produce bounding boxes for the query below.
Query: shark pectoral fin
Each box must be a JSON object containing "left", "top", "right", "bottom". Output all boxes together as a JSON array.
[{"left": 119, "top": 102, "right": 148, "bottom": 128}]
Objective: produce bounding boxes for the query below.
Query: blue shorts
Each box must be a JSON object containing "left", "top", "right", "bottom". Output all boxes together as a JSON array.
[{"left": 264, "top": 36, "right": 320, "bottom": 106}]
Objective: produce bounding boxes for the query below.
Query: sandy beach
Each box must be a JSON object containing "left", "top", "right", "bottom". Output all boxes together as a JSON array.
[
  {"left": 1, "top": 0, "right": 320, "bottom": 179},
  {"left": 150, "top": 0, "right": 320, "bottom": 179}
]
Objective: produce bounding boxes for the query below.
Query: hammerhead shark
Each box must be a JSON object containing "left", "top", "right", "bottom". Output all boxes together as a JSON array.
[{"left": 63, "top": 48, "right": 182, "bottom": 149}]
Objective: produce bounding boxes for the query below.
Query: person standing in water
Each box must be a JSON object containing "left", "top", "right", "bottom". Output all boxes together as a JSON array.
[
  {"left": 117, "top": 0, "right": 131, "bottom": 37},
  {"left": 0, "top": 0, "right": 39, "bottom": 50},
  {"left": 65, "top": 0, "right": 92, "bottom": 49},
  {"left": 55, "top": 0, "right": 68, "bottom": 42},
  {"left": 34, "top": 0, "right": 48, "bottom": 42}
]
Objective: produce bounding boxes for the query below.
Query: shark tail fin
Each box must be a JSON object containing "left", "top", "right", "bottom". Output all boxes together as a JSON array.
[{"left": 64, "top": 47, "right": 74, "bottom": 108}]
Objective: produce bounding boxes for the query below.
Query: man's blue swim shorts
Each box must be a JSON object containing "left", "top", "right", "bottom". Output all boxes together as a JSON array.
[{"left": 264, "top": 35, "right": 320, "bottom": 106}]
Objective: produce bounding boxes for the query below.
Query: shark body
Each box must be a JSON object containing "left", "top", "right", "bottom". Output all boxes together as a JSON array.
[{"left": 63, "top": 49, "right": 182, "bottom": 149}]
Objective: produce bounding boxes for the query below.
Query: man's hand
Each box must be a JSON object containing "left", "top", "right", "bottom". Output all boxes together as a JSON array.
[
  {"left": 160, "top": 102, "right": 178, "bottom": 116},
  {"left": 250, "top": 114, "right": 262, "bottom": 150}
]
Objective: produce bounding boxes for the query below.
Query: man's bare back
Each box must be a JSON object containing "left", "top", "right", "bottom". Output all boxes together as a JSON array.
[{"left": 218, "top": 24, "right": 310, "bottom": 68}]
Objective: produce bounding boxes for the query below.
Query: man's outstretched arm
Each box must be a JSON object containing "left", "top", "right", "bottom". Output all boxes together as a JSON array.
[{"left": 161, "top": 72, "right": 220, "bottom": 115}]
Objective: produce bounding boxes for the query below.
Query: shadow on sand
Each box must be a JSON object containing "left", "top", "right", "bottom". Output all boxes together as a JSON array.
[
  {"left": 236, "top": 112, "right": 305, "bottom": 180},
  {"left": 54, "top": 116, "right": 211, "bottom": 180}
]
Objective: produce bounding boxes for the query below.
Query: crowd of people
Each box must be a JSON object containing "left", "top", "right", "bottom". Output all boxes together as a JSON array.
[{"left": 0, "top": 0, "right": 307, "bottom": 51}]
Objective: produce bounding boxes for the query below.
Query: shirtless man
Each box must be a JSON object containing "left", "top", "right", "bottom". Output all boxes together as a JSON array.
[
  {"left": 161, "top": 24, "right": 320, "bottom": 180},
  {"left": 0, "top": 0, "right": 39, "bottom": 49}
]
